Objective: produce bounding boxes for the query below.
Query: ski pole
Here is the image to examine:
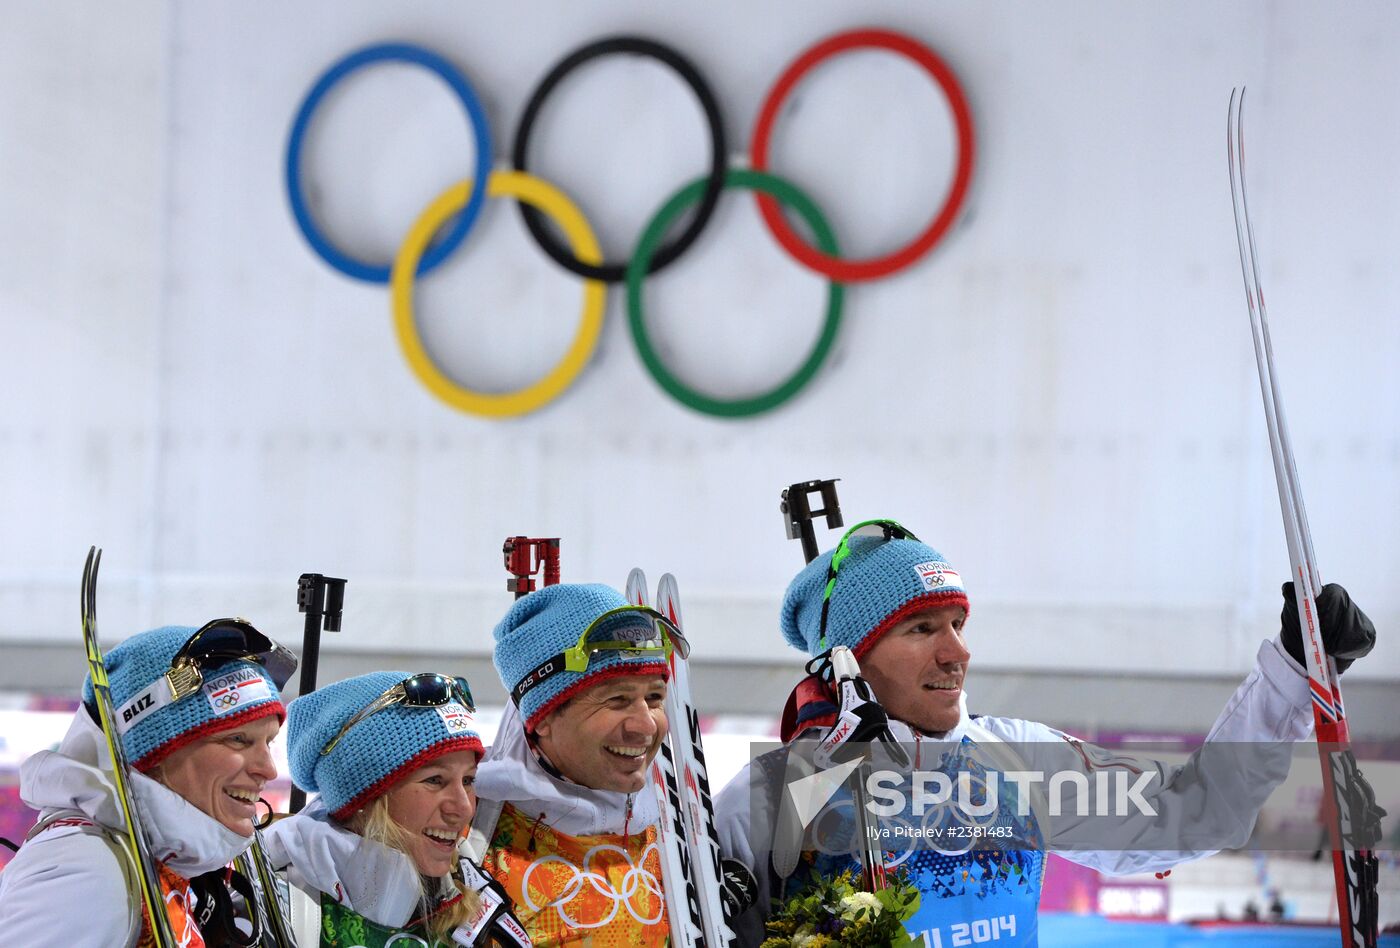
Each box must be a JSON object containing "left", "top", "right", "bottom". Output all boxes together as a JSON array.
[
  {"left": 289, "top": 572, "right": 346, "bottom": 814},
  {"left": 503, "top": 536, "right": 560, "bottom": 599},
  {"left": 1227, "top": 88, "right": 1380, "bottom": 948},
  {"left": 778, "top": 480, "right": 887, "bottom": 892}
]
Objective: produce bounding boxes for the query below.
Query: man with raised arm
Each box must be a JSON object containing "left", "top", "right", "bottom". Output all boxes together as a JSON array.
[{"left": 714, "top": 523, "right": 1377, "bottom": 947}]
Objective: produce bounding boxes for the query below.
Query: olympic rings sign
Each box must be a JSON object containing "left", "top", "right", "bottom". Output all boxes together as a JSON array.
[{"left": 286, "top": 29, "right": 975, "bottom": 419}]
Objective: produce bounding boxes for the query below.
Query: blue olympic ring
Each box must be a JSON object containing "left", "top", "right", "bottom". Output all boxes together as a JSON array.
[{"left": 285, "top": 42, "right": 494, "bottom": 284}]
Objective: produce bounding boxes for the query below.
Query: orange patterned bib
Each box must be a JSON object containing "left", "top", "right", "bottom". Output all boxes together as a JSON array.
[
  {"left": 483, "top": 803, "right": 671, "bottom": 947},
  {"left": 135, "top": 863, "right": 205, "bottom": 948}
]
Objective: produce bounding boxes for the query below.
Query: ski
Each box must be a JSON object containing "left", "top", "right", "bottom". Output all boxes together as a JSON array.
[
  {"left": 625, "top": 566, "right": 650, "bottom": 613},
  {"left": 657, "top": 572, "right": 738, "bottom": 946},
  {"left": 237, "top": 834, "right": 296, "bottom": 946},
  {"left": 628, "top": 567, "right": 707, "bottom": 948},
  {"left": 1227, "top": 88, "right": 1380, "bottom": 948},
  {"left": 80, "top": 547, "right": 179, "bottom": 948}
]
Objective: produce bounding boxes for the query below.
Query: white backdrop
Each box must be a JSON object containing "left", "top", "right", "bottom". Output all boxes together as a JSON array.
[{"left": 2, "top": 2, "right": 1397, "bottom": 720}]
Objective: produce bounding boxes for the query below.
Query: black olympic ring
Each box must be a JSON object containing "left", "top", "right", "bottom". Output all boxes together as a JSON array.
[{"left": 512, "top": 36, "right": 728, "bottom": 284}]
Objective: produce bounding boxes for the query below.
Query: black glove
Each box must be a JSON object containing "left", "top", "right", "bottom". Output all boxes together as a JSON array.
[
  {"left": 1279, "top": 582, "right": 1376, "bottom": 674},
  {"left": 719, "top": 858, "right": 759, "bottom": 922}
]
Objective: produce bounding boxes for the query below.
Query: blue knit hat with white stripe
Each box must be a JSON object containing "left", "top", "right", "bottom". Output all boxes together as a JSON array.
[
  {"left": 493, "top": 583, "right": 671, "bottom": 732},
  {"left": 781, "top": 535, "right": 970, "bottom": 658},
  {"left": 82, "top": 625, "right": 286, "bottom": 772},
  {"left": 286, "top": 671, "right": 484, "bottom": 821}
]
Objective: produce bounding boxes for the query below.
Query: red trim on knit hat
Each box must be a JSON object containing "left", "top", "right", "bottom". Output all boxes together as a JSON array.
[
  {"left": 852, "top": 590, "right": 971, "bottom": 661},
  {"left": 524, "top": 660, "right": 670, "bottom": 733},
  {"left": 134, "top": 701, "right": 286, "bottom": 773},
  {"left": 332, "top": 735, "right": 486, "bottom": 822}
]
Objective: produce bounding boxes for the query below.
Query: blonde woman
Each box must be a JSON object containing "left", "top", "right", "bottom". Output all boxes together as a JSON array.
[{"left": 264, "top": 670, "right": 530, "bottom": 947}]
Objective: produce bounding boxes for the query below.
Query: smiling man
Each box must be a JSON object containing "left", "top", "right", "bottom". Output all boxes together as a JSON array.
[
  {"left": 714, "top": 523, "right": 1378, "bottom": 947},
  {"left": 471, "top": 583, "right": 678, "bottom": 946}
]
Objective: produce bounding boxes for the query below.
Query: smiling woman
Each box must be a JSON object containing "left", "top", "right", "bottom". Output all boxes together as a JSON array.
[
  {"left": 263, "top": 670, "right": 529, "bottom": 947},
  {"left": 0, "top": 622, "right": 295, "bottom": 947},
  {"left": 152, "top": 715, "right": 282, "bottom": 836}
]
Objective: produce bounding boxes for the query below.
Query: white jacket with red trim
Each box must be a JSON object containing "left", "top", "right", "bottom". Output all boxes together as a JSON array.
[{"left": 0, "top": 710, "right": 253, "bottom": 947}]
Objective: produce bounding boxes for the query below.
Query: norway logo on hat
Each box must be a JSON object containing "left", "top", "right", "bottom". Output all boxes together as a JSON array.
[
  {"left": 203, "top": 668, "right": 272, "bottom": 716},
  {"left": 914, "top": 561, "right": 963, "bottom": 592},
  {"left": 434, "top": 701, "right": 475, "bottom": 734}
]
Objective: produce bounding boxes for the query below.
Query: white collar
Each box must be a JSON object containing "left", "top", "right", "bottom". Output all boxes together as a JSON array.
[
  {"left": 20, "top": 709, "right": 253, "bottom": 876},
  {"left": 474, "top": 702, "right": 659, "bottom": 837}
]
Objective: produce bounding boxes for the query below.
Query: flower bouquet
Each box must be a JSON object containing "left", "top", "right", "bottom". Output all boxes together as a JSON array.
[{"left": 759, "top": 869, "right": 921, "bottom": 948}]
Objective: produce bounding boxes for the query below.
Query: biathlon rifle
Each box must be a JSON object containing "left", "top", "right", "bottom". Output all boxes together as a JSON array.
[
  {"left": 287, "top": 573, "right": 345, "bottom": 814},
  {"left": 447, "top": 538, "right": 557, "bottom": 945},
  {"left": 503, "top": 537, "right": 560, "bottom": 600},
  {"left": 779, "top": 479, "right": 891, "bottom": 892}
]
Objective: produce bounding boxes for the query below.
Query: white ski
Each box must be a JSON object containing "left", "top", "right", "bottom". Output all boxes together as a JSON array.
[
  {"left": 627, "top": 567, "right": 707, "bottom": 948},
  {"left": 657, "top": 572, "right": 737, "bottom": 946}
]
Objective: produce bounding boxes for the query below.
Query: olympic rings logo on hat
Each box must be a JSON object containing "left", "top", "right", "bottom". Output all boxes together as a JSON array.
[{"left": 286, "top": 30, "right": 974, "bottom": 419}]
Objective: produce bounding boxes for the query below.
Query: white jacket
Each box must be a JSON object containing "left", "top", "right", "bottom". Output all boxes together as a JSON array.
[
  {"left": 0, "top": 710, "right": 253, "bottom": 947},
  {"left": 714, "top": 637, "right": 1316, "bottom": 946},
  {"left": 260, "top": 797, "right": 425, "bottom": 933}
]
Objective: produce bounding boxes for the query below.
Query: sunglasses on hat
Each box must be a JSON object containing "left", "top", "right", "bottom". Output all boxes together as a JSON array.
[
  {"left": 511, "top": 605, "right": 688, "bottom": 705},
  {"left": 165, "top": 618, "right": 298, "bottom": 702},
  {"left": 320, "top": 673, "right": 476, "bottom": 757},
  {"left": 816, "top": 519, "right": 921, "bottom": 653}
]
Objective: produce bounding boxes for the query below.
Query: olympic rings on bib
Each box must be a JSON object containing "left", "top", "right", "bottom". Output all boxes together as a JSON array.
[
  {"left": 390, "top": 170, "right": 607, "bottom": 419},
  {"left": 750, "top": 28, "right": 975, "bottom": 283},
  {"left": 286, "top": 43, "right": 493, "bottom": 284},
  {"left": 521, "top": 841, "right": 666, "bottom": 929},
  {"left": 626, "top": 169, "right": 844, "bottom": 418},
  {"left": 513, "top": 36, "right": 728, "bottom": 284},
  {"left": 287, "top": 29, "right": 975, "bottom": 417}
]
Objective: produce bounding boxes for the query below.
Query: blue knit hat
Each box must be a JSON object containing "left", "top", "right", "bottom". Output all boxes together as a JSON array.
[
  {"left": 781, "top": 535, "right": 970, "bottom": 658},
  {"left": 287, "top": 671, "right": 484, "bottom": 820},
  {"left": 493, "top": 584, "right": 671, "bottom": 732},
  {"left": 82, "top": 625, "right": 287, "bottom": 772}
]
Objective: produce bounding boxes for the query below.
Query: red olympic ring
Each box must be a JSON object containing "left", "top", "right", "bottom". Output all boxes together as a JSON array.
[{"left": 750, "top": 28, "right": 976, "bottom": 283}]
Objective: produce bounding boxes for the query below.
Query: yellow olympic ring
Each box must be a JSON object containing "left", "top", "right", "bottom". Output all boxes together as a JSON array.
[{"left": 390, "top": 170, "right": 606, "bottom": 419}]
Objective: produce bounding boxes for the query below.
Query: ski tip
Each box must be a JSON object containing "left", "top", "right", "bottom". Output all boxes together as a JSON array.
[
  {"left": 625, "top": 567, "right": 650, "bottom": 607},
  {"left": 657, "top": 573, "right": 683, "bottom": 627}
]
